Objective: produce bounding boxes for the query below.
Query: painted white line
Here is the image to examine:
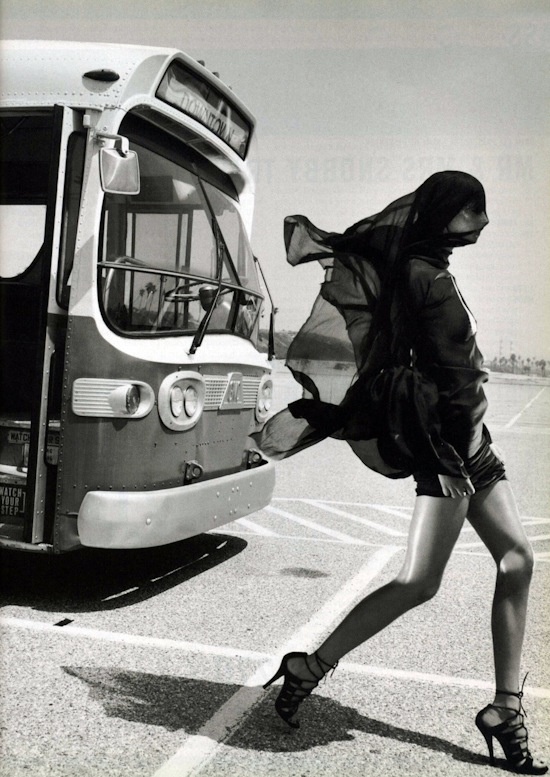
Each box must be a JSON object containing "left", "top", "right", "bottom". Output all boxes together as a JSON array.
[
  {"left": 453, "top": 548, "right": 550, "bottom": 563},
  {"left": 274, "top": 498, "right": 414, "bottom": 520},
  {"left": 303, "top": 499, "right": 406, "bottom": 537},
  {"left": 0, "top": 617, "right": 270, "bottom": 661},
  {"left": 265, "top": 504, "right": 366, "bottom": 545},
  {"left": 150, "top": 562, "right": 202, "bottom": 584},
  {"left": 102, "top": 586, "right": 139, "bottom": 601},
  {"left": 151, "top": 545, "right": 399, "bottom": 777},
  {"left": 273, "top": 500, "right": 547, "bottom": 526},
  {"left": 234, "top": 517, "right": 277, "bottom": 536},
  {"left": 339, "top": 661, "right": 550, "bottom": 699},
  {"left": 274, "top": 498, "right": 413, "bottom": 511},
  {"left": 4, "top": 614, "right": 549, "bottom": 701},
  {"left": 458, "top": 533, "right": 550, "bottom": 550},
  {"left": 211, "top": 528, "right": 400, "bottom": 548},
  {"left": 365, "top": 503, "right": 413, "bottom": 520},
  {"left": 503, "top": 386, "right": 547, "bottom": 429}
]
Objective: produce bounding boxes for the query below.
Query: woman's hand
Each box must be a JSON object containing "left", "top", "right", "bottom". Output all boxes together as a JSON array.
[{"left": 437, "top": 474, "right": 476, "bottom": 498}]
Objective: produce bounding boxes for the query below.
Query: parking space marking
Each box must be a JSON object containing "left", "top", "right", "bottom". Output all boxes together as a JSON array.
[
  {"left": 212, "top": 528, "right": 404, "bottom": 548},
  {"left": 0, "top": 617, "right": 270, "bottom": 660},
  {"left": 275, "top": 498, "right": 413, "bottom": 520},
  {"left": 151, "top": 545, "right": 399, "bottom": 777},
  {"left": 362, "top": 503, "right": 413, "bottom": 520},
  {"left": 504, "top": 386, "right": 547, "bottom": 429},
  {"left": 456, "top": 533, "right": 550, "bottom": 550},
  {"left": 302, "top": 499, "right": 407, "bottom": 536},
  {"left": 234, "top": 501, "right": 550, "bottom": 557},
  {"left": 235, "top": 517, "right": 277, "bottom": 535},
  {"left": 265, "top": 504, "right": 367, "bottom": 545},
  {"left": 340, "top": 661, "right": 550, "bottom": 699},
  {"left": 4, "top": 614, "right": 549, "bottom": 701}
]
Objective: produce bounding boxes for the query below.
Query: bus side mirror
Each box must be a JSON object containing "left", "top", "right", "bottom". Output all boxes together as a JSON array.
[{"left": 98, "top": 133, "right": 140, "bottom": 195}]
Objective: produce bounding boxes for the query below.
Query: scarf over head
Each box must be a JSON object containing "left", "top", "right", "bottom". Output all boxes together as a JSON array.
[{"left": 253, "top": 171, "right": 487, "bottom": 477}]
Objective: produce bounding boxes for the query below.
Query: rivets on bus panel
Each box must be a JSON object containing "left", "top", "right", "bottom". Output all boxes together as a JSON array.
[{"left": 146, "top": 518, "right": 151, "bottom": 525}]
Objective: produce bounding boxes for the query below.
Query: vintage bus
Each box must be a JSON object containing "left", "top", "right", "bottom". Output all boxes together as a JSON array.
[{"left": 0, "top": 40, "right": 276, "bottom": 553}]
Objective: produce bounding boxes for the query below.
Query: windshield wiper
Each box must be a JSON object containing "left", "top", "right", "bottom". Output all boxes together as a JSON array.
[
  {"left": 189, "top": 217, "right": 225, "bottom": 354},
  {"left": 254, "top": 255, "right": 277, "bottom": 361}
]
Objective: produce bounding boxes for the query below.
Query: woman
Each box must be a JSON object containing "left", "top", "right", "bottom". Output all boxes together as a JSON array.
[{"left": 258, "top": 172, "right": 546, "bottom": 774}]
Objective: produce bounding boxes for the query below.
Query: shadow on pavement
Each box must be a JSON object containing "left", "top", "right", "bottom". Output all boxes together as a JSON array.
[
  {"left": 62, "top": 665, "right": 487, "bottom": 766},
  {"left": 0, "top": 532, "right": 247, "bottom": 612}
]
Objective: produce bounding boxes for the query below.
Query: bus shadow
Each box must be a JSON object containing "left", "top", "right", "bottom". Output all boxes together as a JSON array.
[
  {"left": 62, "top": 666, "right": 487, "bottom": 766},
  {"left": 0, "top": 532, "right": 247, "bottom": 612}
]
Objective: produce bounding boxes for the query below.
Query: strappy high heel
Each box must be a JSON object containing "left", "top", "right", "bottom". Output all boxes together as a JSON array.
[
  {"left": 262, "top": 651, "right": 338, "bottom": 728},
  {"left": 475, "top": 675, "right": 548, "bottom": 774}
]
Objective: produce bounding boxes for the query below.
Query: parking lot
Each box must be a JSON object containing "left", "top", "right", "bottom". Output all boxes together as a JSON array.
[{"left": 1, "top": 368, "right": 549, "bottom": 777}]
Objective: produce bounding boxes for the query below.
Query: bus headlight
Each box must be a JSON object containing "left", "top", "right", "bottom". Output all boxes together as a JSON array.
[
  {"left": 255, "top": 375, "right": 273, "bottom": 422},
  {"left": 108, "top": 384, "right": 145, "bottom": 416},
  {"left": 70, "top": 380, "right": 155, "bottom": 418},
  {"left": 126, "top": 385, "right": 141, "bottom": 415},
  {"left": 184, "top": 385, "right": 199, "bottom": 417},
  {"left": 170, "top": 385, "right": 184, "bottom": 418},
  {"left": 158, "top": 372, "right": 205, "bottom": 430}
]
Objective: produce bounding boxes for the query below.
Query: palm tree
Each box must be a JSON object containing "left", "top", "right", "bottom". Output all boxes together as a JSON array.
[{"left": 145, "top": 282, "right": 158, "bottom": 310}]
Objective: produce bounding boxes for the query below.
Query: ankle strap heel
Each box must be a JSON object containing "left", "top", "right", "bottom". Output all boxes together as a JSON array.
[
  {"left": 263, "top": 650, "right": 338, "bottom": 729},
  {"left": 475, "top": 674, "right": 547, "bottom": 774}
]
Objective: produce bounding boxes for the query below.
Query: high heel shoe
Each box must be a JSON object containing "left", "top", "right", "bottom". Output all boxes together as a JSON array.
[
  {"left": 262, "top": 651, "right": 338, "bottom": 729},
  {"left": 475, "top": 676, "right": 548, "bottom": 774}
]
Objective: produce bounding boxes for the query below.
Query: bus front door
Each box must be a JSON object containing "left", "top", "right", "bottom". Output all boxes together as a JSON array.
[{"left": 0, "top": 106, "right": 79, "bottom": 551}]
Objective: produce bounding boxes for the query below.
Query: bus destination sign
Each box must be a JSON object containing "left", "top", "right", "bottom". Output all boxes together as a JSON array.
[{"left": 156, "top": 61, "right": 251, "bottom": 159}]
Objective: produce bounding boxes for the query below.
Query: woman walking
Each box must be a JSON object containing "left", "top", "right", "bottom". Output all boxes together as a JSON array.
[{"left": 257, "top": 172, "right": 546, "bottom": 774}]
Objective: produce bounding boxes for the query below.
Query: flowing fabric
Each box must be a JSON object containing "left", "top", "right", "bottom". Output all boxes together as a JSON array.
[{"left": 252, "top": 171, "right": 487, "bottom": 479}]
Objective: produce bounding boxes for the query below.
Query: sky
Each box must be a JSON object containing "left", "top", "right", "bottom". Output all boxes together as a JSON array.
[{"left": 2, "top": 0, "right": 549, "bottom": 361}]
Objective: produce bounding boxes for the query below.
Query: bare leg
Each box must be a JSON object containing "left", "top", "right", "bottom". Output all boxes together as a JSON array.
[
  {"left": 291, "top": 493, "right": 469, "bottom": 674},
  {"left": 467, "top": 480, "right": 534, "bottom": 711}
]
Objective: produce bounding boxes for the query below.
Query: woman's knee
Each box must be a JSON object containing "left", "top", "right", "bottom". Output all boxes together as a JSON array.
[
  {"left": 393, "top": 575, "right": 442, "bottom": 605},
  {"left": 497, "top": 543, "right": 534, "bottom": 588}
]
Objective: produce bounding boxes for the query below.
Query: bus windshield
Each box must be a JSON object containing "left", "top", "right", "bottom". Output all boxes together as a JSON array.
[
  {"left": 99, "top": 141, "right": 263, "bottom": 342},
  {"left": 0, "top": 112, "right": 53, "bottom": 279}
]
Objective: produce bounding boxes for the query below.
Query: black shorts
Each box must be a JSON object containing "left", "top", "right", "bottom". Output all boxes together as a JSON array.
[{"left": 413, "top": 433, "right": 507, "bottom": 497}]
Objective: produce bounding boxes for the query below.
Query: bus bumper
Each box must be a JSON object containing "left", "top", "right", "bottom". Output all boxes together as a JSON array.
[{"left": 77, "top": 461, "right": 275, "bottom": 549}]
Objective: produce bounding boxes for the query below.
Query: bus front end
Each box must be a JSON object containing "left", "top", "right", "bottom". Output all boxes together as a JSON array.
[{"left": 0, "top": 41, "right": 276, "bottom": 552}]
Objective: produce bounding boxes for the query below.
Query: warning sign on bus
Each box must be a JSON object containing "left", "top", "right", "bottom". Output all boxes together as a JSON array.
[{"left": 0, "top": 485, "right": 26, "bottom": 517}]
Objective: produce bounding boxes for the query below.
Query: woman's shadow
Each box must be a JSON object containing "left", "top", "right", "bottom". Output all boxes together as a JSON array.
[{"left": 62, "top": 666, "right": 489, "bottom": 766}]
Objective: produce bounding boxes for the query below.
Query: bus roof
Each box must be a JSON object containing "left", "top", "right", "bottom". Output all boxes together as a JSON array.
[{"left": 0, "top": 40, "right": 255, "bottom": 128}]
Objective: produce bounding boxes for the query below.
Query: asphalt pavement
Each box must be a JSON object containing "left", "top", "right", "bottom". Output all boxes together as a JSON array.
[{"left": 1, "top": 365, "right": 549, "bottom": 777}]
